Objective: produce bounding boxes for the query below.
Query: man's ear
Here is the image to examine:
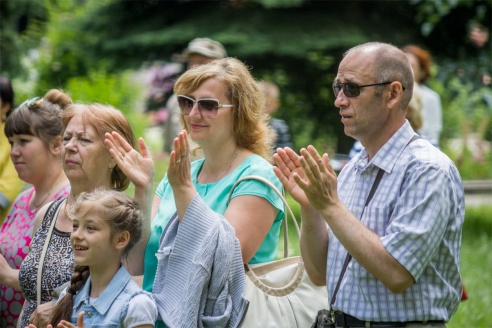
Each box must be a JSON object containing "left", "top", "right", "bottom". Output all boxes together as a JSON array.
[
  {"left": 114, "top": 230, "right": 130, "bottom": 251},
  {"left": 50, "top": 135, "right": 63, "bottom": 156},
  {"left": 387, "top": 81, "right": 405, "bottom": 109}
]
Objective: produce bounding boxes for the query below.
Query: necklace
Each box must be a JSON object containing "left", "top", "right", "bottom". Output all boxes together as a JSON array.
[
  {"left": 31, "top": 173, "right": 64, "bottom": 211},
  {"left": 198, "top": 146, "right": 238, "bottom": 184}
]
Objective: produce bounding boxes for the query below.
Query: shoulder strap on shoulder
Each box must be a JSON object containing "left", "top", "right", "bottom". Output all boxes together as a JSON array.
[{"left": 37, "top": 198, "right": 66, "bottom": 306}]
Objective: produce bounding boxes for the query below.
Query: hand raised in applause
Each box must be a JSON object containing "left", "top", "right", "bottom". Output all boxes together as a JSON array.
[
  {"left": 167, "top": 130, "right": 196, "bottom": 220},
  {"left": 274, "top": 146, "right": 339, "bottom": 212},
  {"left": 104, "top": 132, "right": 154, "bottom": 189}
]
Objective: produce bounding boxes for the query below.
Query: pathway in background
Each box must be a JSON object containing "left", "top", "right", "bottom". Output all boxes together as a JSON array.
[{"left": 463, "top": 180, "right": 492, "bottom": 207}]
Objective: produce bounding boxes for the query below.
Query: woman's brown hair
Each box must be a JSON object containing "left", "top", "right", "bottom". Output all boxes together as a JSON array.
[{"left": 5, "top": 89, "right": 72, "bottom": 149}]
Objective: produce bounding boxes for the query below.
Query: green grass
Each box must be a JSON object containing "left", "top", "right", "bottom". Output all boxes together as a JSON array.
[{"left": 448, "top": 205, "right": 492, "bottom": 328}]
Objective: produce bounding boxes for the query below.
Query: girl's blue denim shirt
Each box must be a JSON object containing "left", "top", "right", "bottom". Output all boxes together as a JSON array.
[{"left": 70, "top": 266, "right": 156, "bottom": 327}]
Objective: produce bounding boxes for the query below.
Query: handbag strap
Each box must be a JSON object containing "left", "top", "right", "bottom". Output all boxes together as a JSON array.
[
  {"left": 228, "top": 175, "right": 306, "bottom": 294},
  {"left": 37, "top": 199, "right": 65, "bottom": 306},
  {"left": 228, "top": 175, "right": 300, "bottom": 259},
  {"left": 330, "top": 134, "right": 420, "bottom": 306}
]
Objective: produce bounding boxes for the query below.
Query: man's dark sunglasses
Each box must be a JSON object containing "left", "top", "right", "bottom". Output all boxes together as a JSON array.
[{"left": 332, "top": 81, "right": 404, "bottom": 98}]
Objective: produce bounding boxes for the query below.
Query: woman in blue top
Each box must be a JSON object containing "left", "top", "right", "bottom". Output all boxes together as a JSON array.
[{"left": 144, "top": 57, "right": 285, "bottom": 292}]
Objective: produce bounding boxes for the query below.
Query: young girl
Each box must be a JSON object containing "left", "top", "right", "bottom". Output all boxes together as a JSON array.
[{"left": 30, "top": 189, "right": 157, "bottom": 328}]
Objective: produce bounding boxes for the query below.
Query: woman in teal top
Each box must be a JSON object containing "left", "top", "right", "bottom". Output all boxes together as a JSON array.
[
  {"left": 141, "top": 57, "right": 285, "bottom": 312},
  {"left": 143, "top": 154, "right": 284, "bottom": 292}
]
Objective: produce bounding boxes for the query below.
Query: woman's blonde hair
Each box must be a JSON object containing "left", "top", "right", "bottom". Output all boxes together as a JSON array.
[
  {"left": 406, "top": 84, "right": 423, "bottom": 131},
  {"left": 61, "top": 103, "right": 135, "bottom": 191},
  {"left": 174, "top": 57, "right": 272, "bottom": 159}
]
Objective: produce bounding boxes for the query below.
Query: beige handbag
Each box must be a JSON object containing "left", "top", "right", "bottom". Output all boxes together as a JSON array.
[{"left": 228, "top": 175, "right": 329, "bottom": 328}]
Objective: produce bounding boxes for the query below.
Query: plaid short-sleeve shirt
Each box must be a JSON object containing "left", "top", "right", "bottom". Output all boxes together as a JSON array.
[{"left": 329, "top": 121, "right": 464, "bottom": 322}]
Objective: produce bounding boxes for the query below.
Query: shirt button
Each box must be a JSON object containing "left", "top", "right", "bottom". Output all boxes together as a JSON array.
[{"left": 87, "top": 311, "right": 92, "bottom": 318}]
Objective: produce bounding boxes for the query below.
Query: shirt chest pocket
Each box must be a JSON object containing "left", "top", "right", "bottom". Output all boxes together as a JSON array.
[
  {"left": 75, "top": 310, "right": 122, "bottom": 328},
  {"left": 360, "top": 206, "right": 391, "bottom": 236}
]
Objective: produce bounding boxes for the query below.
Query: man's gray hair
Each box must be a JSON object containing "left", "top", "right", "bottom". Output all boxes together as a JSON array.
[{"left": 345, "top": 42, "right": 414, "bottom": 110}]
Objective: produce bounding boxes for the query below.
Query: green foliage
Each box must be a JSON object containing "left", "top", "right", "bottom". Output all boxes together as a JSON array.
[
  {"left": 462, "top": 205, "right": 492, "bottom": 238},
  {"left": 254, "top": 0, "right": 305, "bottom": 9},
  {"left": 433, "top": 77, "right": 491, "bottom": 138},
  {"left": 411, "top": 0, "right": 490, "bottom": 37},
  {"left": 33, "top": 0, "right": 110, "bottom": 92},
  {"left": 428, "top": 70, "right": 492, "bottom": 179},
  {"left": 411, "top": 0, "right": 458, "bottom": 36},
  {"left": 0, "top": 0, "right": 47, "bottom": 78},
  {"left": 64, "top": 68, "right": 149, "bottom": 144},
  {"left": 443, "top": 146, "right": 492, "bottom": 180},
  {"left": 21, "top": 0, "right": 420, "bottom": 158},
  {"left": 65, "top": 69, "right": 135, "bottom": 111},
  {"left": 3, "top": 0, "right": 491, "bottom": 159}
]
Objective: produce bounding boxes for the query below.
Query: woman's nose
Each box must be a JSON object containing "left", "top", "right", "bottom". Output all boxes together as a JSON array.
[
  {"left": 64, "top": 138, "right": 77, "bottom": 151},
  {"left": 188, "top": 103, "right": 202, "bottom": 118},
  {"left": 10, "top": 143, "right": 20, "bottom": 156}
]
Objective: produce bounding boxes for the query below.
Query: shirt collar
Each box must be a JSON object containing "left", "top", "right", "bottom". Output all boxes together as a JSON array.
[
  {"left": 73, "top": 265, "right": 132, "bottom": 315},
  {"left": 356, "top": 121, "right": 416, "bottom": 174}
]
